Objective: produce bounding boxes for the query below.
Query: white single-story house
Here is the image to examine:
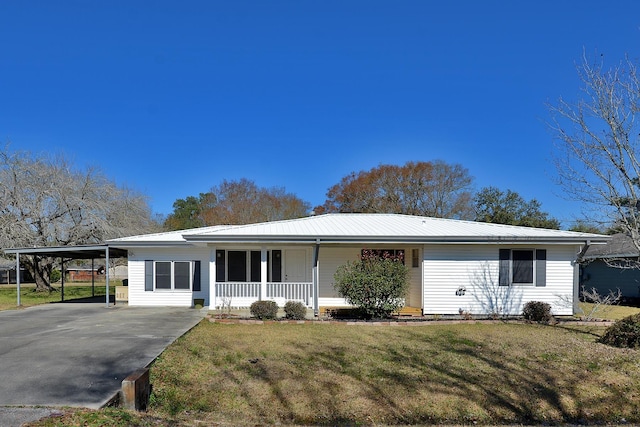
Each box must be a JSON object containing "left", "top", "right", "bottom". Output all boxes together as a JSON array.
[{"left": 107, "top": 213, "right": 608, "bottom": 316}]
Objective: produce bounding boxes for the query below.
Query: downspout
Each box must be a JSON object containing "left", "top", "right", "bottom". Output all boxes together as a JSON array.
[
  {"left": 313, "top": 240, "right": 320, "bottom": 317},
  {"left": 574, "top": 240, "right": 591, "bottom": 315}
]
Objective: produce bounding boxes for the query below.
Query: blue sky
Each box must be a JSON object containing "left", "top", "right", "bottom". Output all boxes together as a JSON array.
[{"left": 1, "top": 1, "right": 639, "bottom": 227}]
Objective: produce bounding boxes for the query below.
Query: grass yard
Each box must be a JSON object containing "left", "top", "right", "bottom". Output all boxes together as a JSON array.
[
  {"left": 0, "top": 282, "right": 114, "bottom": 310},
  {"left": 29, "top": 319, "right": 640, "bottom": 426},
  {"left": 577, "top": 301, "right": 640, "bottom": 320}
]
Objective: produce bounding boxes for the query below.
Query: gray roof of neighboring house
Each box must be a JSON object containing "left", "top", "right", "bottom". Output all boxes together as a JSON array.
[
  {"left": 582, "top": 233, "right": 640, "bottom": 259},
  {"left": 0, "top": 258, "right": 17, "bottom": 269},
  {"left": 108, "top": 213, "right": 609, "bottom": 246}
]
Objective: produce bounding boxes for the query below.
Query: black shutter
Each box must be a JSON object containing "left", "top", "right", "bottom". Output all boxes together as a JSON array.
[
  {"left": 193, "top": 261, "right": 201, "bottom": 291},
  {"left": 535, "top": 249, "right": 547, "bottom": 287},
  {"left": 144, "top": 260, "right": 154, "bottom": 291},
  {"left": 216, "top": 250, "right": 226, "bottom": 282},
  {"left": 250, "top": 251, "right": 261, "bottom": 282},
  {"left": 272, "top": 250, "right": 282, "bottom": 282},
  {"left": 499, "top": 249, "right": 511, "bottom": 286}
]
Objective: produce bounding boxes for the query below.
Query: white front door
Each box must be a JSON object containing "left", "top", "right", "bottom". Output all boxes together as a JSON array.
[{"left": 284, "top": 250, "right": 307, "bottom": 282}]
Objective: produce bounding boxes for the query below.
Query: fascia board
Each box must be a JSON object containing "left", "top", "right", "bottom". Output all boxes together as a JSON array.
[{"left": 182, "top": 235, "right": 609, "bottom": 245}]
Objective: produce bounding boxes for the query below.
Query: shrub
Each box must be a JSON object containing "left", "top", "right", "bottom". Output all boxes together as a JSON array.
[
  {"left": 250, "top": 300, "right": 279, "bottom": 320},
  {"left": 522, "top": 301, "right": 553, "bottom": 323},
  {"left": 50, "top": 269, "right": 61, "bottom": 283},
  {"left": 334, "top": 249, "right": 409, "bottom": 319},
  {"left": 598, "top": 313, "right": 640, "bottom": 348},
  {"left": 284, "top": 301, "right": 307, "bottom": 320}
]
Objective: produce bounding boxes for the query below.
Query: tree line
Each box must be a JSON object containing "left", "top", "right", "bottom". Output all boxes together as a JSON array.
[{"left": 163, "top": 160, "right": 561, "bottom": 231}]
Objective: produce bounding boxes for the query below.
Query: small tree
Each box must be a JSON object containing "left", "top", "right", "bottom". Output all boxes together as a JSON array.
[{"left": 334, "top": 249, "right": 410, "bottom": 319}]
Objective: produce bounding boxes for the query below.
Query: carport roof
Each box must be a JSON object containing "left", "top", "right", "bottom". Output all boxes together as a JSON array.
[{"left": 2, "top": 244, "right": 127, "bottom": 260}]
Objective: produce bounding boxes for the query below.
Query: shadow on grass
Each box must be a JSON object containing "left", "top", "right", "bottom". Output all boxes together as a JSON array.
[{"left": 153, "top": 323, "right": 638, "bottom": 426}]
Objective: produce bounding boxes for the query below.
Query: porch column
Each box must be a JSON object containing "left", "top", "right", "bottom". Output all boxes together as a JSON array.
[
  {"left": 313, "top": 242, "right": 320, "bottom": 317},
  {"left": 260, "top": 247, "right": 267, "bottom": 301},
  {"left": 209, "top": 247, "right": 216, "bottom": 309}
]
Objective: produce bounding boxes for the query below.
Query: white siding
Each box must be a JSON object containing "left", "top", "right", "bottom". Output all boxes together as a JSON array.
[
  {"left": 128, "top": 247, "right": 210, "bottom": 307},
  {"left": 423, "top": 245, "right": 578, "bottom": 316},
  {"left": 318, "top": 246, "right": 360, "bottom": 299}
]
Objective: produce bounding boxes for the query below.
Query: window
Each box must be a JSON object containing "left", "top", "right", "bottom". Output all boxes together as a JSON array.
[
  {"left": 412, "top": 249, "right": 420, "bottom": 268},
  {"left": 228, "top": 251, "right": 247, "bottom": 281},
  {"left": 499, "top": 249, "right": 546, "bottom": 287},
  {"left": 145, "top": 260, "right": 200, "bottom": 291},
  {"left": 215, "top": 250, "right": 282, "bottom": 282}
]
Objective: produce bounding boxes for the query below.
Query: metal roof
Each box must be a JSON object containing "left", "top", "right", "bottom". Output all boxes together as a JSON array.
[
  {"left": 2, "top": 244, "right": 128, "bottom": 260},
  {"left": 108, "top": 213, "right": 609, "bottom": 246}
]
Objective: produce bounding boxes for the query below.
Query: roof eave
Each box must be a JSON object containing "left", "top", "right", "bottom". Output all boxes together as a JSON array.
[{"left": 182, "top": 235, "right": 608, "bottom": 245}]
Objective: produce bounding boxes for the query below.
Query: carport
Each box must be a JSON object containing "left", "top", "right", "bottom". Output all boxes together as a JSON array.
[{"left": 2, "top": 245, "right": 128, "bottom": 308}]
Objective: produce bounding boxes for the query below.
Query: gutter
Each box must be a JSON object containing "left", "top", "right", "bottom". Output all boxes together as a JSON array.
[
  {"left": 576, "top": 240, "right": 592, "bottom": 263},
  {"left": 181, "top": 235, "right": 611, "bottom": 245}
]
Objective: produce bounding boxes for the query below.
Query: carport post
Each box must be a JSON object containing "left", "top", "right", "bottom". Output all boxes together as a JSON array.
[
  {"left": 60, "top": 259, "right": 65, "bottom": 302},
  {"left": 91, "top": 259, "right": 95, "bottom": 297},
  {"left": 105, "top": 247, "right": 110, "bottom": 308},
  {"left": 15, "top": 252, "right": 20, "bottom": 307}
]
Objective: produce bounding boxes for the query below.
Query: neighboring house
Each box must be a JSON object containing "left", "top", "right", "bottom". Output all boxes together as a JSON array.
[
  {"left": 580, "top": 233, "right": 640, "bottom": 303},
  {"left": 65, "top": 264, "right": 128, "bottom": 281},
  {"left": 107, "top": 213, "right": 608, "bottom": 316},
  {"left": 0, "top": 258, "right": 32, "bottom": 284}
]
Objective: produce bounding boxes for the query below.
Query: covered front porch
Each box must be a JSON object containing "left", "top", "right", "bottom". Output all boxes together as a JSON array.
[
  {"left": 208, "top": 244, "right": 424, "bottom": 316},
  {"left": 209, "top": 245, "right": 320, "bottom": 313}
]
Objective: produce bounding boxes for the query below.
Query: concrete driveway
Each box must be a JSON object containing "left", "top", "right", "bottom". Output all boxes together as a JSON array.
[{"left": 0, "top": 302, "right": 205, "bottom": 424}]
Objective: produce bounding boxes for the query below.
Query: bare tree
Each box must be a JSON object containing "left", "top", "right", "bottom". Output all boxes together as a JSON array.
[
  {"left": 549, "top": 53, "right": 640, "bottom": 263},
  {"left": 0, "top": 147, "right": 159, "bottom": 291}
]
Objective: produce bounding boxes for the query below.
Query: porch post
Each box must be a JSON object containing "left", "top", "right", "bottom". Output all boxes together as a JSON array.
[
  {"left": 313, "top": 242, "right": 320, "bottom": 317},
  {"left": 209, "top": 247, "right": 216, "bottom": 309},
  {"left": 16, "top": 252, "right": 21, "bottom": 307},
  {"left": 260, "top": 247, "right": 267, "bottom": 301}
]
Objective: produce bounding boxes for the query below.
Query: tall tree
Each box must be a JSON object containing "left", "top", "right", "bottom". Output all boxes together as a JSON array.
[
  {"left": 164, "top": 178, "right": 310, "bottom": 230},
  {"left": 0, "top": 148, "right": 159, "bottom": 291},
  {"left": 474, "top": 187, "right": 560, "bottom": 229},
  {"left": 548, "top": 53, "right": 640, "bottom": 254},
  {"left": 163, "top": 195, "right": 206, "bottom": 231},
  {"left": 320, "top": 160, "right": 475, "bottom": 219}
]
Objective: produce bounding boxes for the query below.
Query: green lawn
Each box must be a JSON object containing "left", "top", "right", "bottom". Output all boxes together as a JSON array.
[
  {"left": 28, "top": 318, "right": 640, "bottom": 426},
  {"left": 0, "top": 282, "right": 114, "bottom": 310}
]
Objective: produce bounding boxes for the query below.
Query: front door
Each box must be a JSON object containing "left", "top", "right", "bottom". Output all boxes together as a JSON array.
[{"left": 284, "top": 250, "right": 307, "bottom": 282}]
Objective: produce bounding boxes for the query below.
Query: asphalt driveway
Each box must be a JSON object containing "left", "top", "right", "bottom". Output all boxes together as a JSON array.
[{"left": 0, "top": 302, "right": 205, "bottom": 424}]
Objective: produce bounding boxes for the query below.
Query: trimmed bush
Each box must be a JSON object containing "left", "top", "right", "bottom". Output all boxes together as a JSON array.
[
  {"left": 334, "top": 249, "right": 409, "bottom": 319},
  {"left": 284, "top": 301, "right": 307, "bottom": 320},
  {"left": 522, "top": 301, "right": 553, "bottom": 323},
  {"left": 598, "top": 313, "right": 640, "bottom": 348},
  {"left": 250, "top": 300, "right": 279, "bottom": 320}
]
